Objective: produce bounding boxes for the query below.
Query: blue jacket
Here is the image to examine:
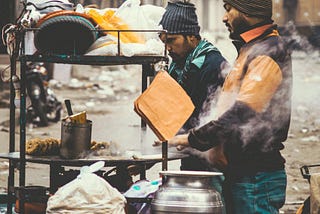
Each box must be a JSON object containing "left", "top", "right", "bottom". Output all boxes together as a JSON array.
[{"left": 169, "top": 39, "right": 227, "bottom": 131}]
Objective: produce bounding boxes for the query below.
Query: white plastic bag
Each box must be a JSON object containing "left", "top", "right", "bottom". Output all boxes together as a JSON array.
[
  {"left": 84, "top": 0, "right": 166, "bottom": 55},
  {"left": 115, "top": 0, "right": 164, "bottom": 31},
  {"left": 86, "top": 37, "right": 164, "bottom": 56},
  {"left": 115, "top": 0, "right": 165, "bottom": 40},
  {"left": 46, "top": 161, "right": 126, "bottom": 214}
]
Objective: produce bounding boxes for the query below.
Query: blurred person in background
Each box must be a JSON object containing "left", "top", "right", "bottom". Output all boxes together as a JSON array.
[{"left": 156, "top": 0, "right": 293, "bottom": 213}]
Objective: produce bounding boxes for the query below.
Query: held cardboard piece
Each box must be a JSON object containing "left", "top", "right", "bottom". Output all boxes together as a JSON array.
[{"left": 134, "top": 70, "right": 195, "bottom": 141}]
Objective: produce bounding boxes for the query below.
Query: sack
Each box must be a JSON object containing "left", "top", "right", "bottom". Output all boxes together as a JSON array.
[
  {"left": 207, "top": 144, "right": 228, "bottom": 171},
  {"left": 46, "top": 161, "right": 126, "bottom": 214}
]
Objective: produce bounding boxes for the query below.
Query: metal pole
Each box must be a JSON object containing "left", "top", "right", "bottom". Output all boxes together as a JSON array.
[
  {"left": 19, "top": 45, "right": 27, "bottom": 214},
  {"left": 162, "top": 141, "right": 168, "bottom": 171},
  {"left": 7, "top": 45, "right": 16, "bottom": 214},
  {"left": 141, "top": 64, "right": 150, "bottom": 128}
]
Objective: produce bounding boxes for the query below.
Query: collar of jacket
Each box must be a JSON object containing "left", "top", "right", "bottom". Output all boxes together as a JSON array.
[
  {"left": 232, "top": 23, "right": 278, "bottom": 53},
  {"left": 169, "top": 39, "right": 218, "bottom": 83},
  {"left": 240, "top": 24, "right": 276, "bottom": 43}
]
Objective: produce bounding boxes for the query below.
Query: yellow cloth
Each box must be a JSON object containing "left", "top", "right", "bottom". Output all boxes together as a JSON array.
[
  {"left": 134, "top": 70, "right": 195, "bottom": 141},
  {"left": 86, "top": 9, "right": 144, "bottom": 44}
]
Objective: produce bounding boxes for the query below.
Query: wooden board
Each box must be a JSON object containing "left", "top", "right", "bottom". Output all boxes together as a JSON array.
[{"left": 273, "top": 0, "right": 320, "bottom": 26}]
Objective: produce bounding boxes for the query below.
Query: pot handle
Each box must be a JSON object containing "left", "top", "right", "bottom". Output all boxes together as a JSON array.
[{"left": 64, "top": 99, "right": 73, "bottom": 116}]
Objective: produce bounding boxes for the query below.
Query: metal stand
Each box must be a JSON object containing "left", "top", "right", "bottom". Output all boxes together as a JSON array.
[{"left": 1, "top": 26, "right": 174, "bottom": 212}]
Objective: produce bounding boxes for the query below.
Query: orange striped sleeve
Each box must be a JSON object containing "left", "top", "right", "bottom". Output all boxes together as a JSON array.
[{"left": 237, "top": 55, "right": 282, "bottom": 112}]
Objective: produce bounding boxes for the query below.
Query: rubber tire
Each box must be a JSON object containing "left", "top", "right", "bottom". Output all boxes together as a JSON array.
[{"left": 34, "top": 15, "right": 98, "bottom": 55}]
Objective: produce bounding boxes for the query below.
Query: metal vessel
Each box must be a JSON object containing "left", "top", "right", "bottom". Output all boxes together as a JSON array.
[
  {"left": 60, "top": 119, "right": 92, "bottom": 159},
  {"left": 152, "top": 170, "right": 223, "bottom": 214}
]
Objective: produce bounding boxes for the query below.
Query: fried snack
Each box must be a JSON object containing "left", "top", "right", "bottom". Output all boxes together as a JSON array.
[
  {"left": 26, "top": 138, "right": 61, "bottom": 156},
  {"left": 90, "top": 140, "right": 111, "bottom": 151}
]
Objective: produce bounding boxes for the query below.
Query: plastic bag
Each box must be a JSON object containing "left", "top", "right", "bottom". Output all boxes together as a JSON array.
[
  {"left": 86, "top": 37, "right": 164, "bottom": 56},
  {"left": 123, "top": 179, "right": 162, "bottom": 214},
  {"left": 46, "top": 161, "right": 126, "bottom": 214},
  {"left": 84, "top": 0, "right": 165, "bottom": 55},
  {"left": 115, "top": 0, "right": 165, "bottom": 34}
]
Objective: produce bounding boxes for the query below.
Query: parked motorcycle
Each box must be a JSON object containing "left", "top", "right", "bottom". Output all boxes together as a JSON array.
[
  {"left": 13, "top": 62, "right": 62, "bottom": 126},
  {"left": 27, "top": 62, "right": 62, "bottom": 126}
]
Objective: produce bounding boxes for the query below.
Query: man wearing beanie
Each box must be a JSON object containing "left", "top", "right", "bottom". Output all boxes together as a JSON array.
[
  {"left": 158, "top": 1, "right": 229, "bottom": 212},
  {"left": 159, "top": 1, "right": 228, "bottom": 131},
  {"left": 157, "top": 0, "right": 292, "bottom": 213}
]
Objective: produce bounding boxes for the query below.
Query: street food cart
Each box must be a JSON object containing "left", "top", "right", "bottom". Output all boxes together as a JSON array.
[{"left": 0, "top": 2, "right": 191, "bottom": 212}]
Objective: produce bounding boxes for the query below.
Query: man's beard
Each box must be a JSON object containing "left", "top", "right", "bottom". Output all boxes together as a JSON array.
[
  {"left": 169, "top": 52, "right": 183, "bottom": 63},
  {"left": 229, "top": 15, "right": 251, "bottom": 40},
  {"left": 169, "top": 37, "right": 192, "bottom": 65}
]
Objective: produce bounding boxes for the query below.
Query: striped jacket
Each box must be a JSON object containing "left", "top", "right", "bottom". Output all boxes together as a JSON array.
[{"left": 188, "top": 24, "right": 292, "bottom": 177}]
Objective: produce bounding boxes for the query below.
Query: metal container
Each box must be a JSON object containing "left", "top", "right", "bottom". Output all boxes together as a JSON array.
[
  {"left": 152, "top": 171, "right": 223, "bottom": 214},
  {"left": 14, "top": 186, "right": 48, "bottom": 214},
  {"left": 60, "top": 119, "right": 92, "bottom": 159}
]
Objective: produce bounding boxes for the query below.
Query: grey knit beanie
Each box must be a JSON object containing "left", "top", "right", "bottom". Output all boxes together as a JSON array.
[
  {"left": 223, "top": 0, "right": 272, "bottom": 18},
  {"left": 159, "top": 1, "right": 200, "bottom": 35}
]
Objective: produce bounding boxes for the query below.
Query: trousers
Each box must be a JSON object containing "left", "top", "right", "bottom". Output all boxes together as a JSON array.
[{"left": 225, "top": 170, "right": 287, "bottom": 214}]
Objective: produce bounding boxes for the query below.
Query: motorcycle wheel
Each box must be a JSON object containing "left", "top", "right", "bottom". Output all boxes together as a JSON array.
[{"left": 33, "top": 99, "right": 49, "bottom": 126}]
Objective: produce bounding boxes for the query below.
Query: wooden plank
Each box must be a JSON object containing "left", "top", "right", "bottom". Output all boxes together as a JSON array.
[
  {"left": 273, "top": 0, "right": 320, "bottom": 27},
  {"left": 295, "top": 0, "right": 314, "bottom": 26},
  {"left": 273, "top": 0, "right": 285, "bottom": 26},
  {"left": 312, "top": 0, "right": 320, "bottom": 25}
]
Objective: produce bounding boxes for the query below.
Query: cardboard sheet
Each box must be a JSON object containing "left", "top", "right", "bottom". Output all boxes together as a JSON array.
[
  {"left": 310, "top": 173, "right": 320, "bottom": 214},
  {"left": 134, "top": 71, "right": 195, "bottom": 141}
]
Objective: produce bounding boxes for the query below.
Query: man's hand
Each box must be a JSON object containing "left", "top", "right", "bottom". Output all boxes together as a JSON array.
[{"left": 153, "top": 134, "right": 190, "bottom": 151}]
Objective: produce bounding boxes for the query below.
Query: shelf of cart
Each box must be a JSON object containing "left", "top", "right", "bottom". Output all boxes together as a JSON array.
[
  {"left": 0, "top": 152, "right": 187, "bottom": 167},
  {"left": 19, "top": 54, "right": 168, "bottom": 66}
]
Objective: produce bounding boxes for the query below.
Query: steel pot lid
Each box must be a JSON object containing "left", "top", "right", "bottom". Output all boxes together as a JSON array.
[{"left": 159, "top": 170, "right": 223, "bottom": 177}]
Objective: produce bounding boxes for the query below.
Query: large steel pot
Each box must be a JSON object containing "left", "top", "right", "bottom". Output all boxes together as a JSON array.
[{"left": 152, "top": 170, "right": 223, "bottom": 214}]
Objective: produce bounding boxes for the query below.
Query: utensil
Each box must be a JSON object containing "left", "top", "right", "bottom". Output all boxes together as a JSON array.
[
  {"left": 64, "top": 99, "right": 73, "bottom": 116},
  {"left": 152, "top": 170, "right": 223, "bottom": 213}
]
